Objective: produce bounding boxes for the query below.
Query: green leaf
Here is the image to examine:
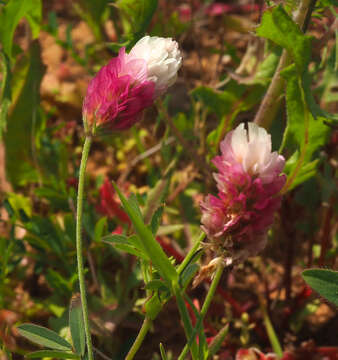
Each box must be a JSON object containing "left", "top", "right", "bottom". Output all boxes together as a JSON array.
[
  {"left": 102, "top": 234, "right": 128, "bottom": 244},
  {"left": 317, "top": 0, "right": 338, "bottom": 7},
  {"left": 303, "top": 66, "right": 338, "bottom": 123},
  {"left": 128, "top": 193, "right": 143, "bottom": 220},
  {"left": 17, "top": 324, "right": 73, "bottom": 351},
  {"left": 145, "top": 293, "right": 162, "bottom": 320},
  {"left": 94, "top": 217, "right": 107, "bottom": 243},
  {"left": 280, "top": 65, "right": 329, "bottom": 190},
  {"left": 143, "top": 176, "right": 170, "bottom": 224},
  {"left": 113, "top": 183, "right": 178, "bottom": 284},
  {"left": 114, "top": 243, "right": 150, "bottom": 260},
  {"left": 73, "top": 0, "right": 108, "bottom": 41},
  {"left": 3, "top": 40, "right": 46, "bottom": 187},
  {"left": 320, "top": 44, "right": 338, "bottom": 105},
  {"left": 26, "top": 350, "right": 79, "bottom": 359},
  {"left": 0, "top": 51, "right": 11, "bottom": 139},
  {"left": 191, "top": 85, "right": 241, "bottom": 119},
  {"left": 0, "top": 0, "right": 42, "bottom": 58},
  {"left": 7, "top": 192, "right": 32, "bottom": 217},
  {"left": 150, "top": 206, "right": 164, "bottom": 235},
  {"left": 256, "top": 5, "right": 312, "bottom": 74},
  {"left": 34, "top": 187, "right": 69, "bottom": 210},
  {"left": 302, "top": 269, "right": 338, "bottom": 306},
  {"left": 78, "top": 0, "right": 108, "bottom": 25},
  {"left": 284, "top": 157, "right": 319, "bottom": 191},
  {"left": 103, "top": 234, "right": 149, "bottom": 259},
  {"left": 25, "top": 0, "right": 42, "bottom": 39},
  {"left": 177, "top": 234, "right": 204, "bottom": 276},
  {"left": 24, "top": 217, "right": 66, "bottom": 256},
  {"left": 192, "top": 82, "right": 264, "bottom": 151},
  {"left": 179, "top": 263, "right": 199, "bottom": 290},
  {"left": 117, "top": 0, "right": 158, "bottom": 44},
  {"left": 103, "top": 234, "right": 148, "bottom": 259},
  {"left": 46, "top": 11, "right": 58, "bottom": 36},
  {"left": 145, "top": 280, "right": 169, "bottom": 292},
  {"left": 45, "top": 269, "right": 72, "bottom": 298},
  {"left": 208, "top": 324, "right": 229, "bottom": 357},
  {"left": 253, "top": 46, "right": 282, "bottom": 85},
  {"left": 69, "top": 294, "right": 86, "bottom": 356},
  {"left": 157, "top": 224, "right": 184, "bottom": 236}
]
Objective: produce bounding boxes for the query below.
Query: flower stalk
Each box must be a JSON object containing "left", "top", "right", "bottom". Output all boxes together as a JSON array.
[
  {"left": 124, "top": 232, "right": 205, "bottom": 359},
  {"left": 178, "top": 261, "right": 225, "bottom": 360},
  {"left": 76, "top": 135, "right": 94, "bottom": 360},
  {"left": 125, "top": 317, "right": 152, "bottom": 360}
]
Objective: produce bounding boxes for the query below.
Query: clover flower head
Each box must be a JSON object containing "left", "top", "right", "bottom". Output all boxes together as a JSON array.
[
  {"left": 200, "top": 122, "right": 286, "bottom": 262},
  {"left": 83, "top": 36, "right": 182, "bottom": 133}
]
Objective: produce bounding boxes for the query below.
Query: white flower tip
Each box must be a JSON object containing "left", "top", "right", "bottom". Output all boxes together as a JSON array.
[
  {"left": 231, "top": 122, "right": 284, "bottom": 181},
  {"left": 130, "top": 35, "right": 182, "bottom": 96}
]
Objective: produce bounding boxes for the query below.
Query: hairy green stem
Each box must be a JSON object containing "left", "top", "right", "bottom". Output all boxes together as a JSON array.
[
  {"left": 178, "top": 262, "right": 225, "bottom": 360},
  {"left": 125, "top": 317, "right": 152, "bottom": 360},
  {"left": 174, "top": 284, "right": 199, "bottom": 360},
  {"left": 76, "top": 136, "right": 94, "bottom": 360}
]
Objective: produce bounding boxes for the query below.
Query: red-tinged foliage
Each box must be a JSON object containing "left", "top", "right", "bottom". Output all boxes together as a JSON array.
[
  {"left": 216, "top": 286, "right": 246, "bottom": 317},
  {"left": 294, "top": 285, "right": 313, "bottom": 307},
  {"left": 111, "top": 225, "right": 123, "bottom": 235},
  {"left": 66, "top": 176, "right": 78, "bottom": 189},
  {"left": 315, "top": 347, "right": 338, "bottom": 360},
  {"left": 97, "top": 178, "right": 131, "bottom": 224}
]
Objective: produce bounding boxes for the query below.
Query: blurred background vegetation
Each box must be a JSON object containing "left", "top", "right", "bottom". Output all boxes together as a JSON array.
[{"left": 0, "top": 0, "right": 337, "bottom": 359}]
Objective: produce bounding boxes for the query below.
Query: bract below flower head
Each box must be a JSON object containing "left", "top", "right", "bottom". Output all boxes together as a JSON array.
[
  {"left": 200, "top": 122, "right": 286, "bottom": 262},
  {"left": 83, "top": 36, "right": 182, "bottom": 134}
]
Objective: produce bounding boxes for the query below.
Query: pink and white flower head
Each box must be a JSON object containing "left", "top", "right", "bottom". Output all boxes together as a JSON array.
[
  {"left": 83, "top": 36, "right": 182, "bottom": 133},
  {"left": 201, "top": 123, "right": 286, "bottom": 262}
]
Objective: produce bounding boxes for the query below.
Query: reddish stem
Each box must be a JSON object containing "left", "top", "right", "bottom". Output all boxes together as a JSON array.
[
  {"left": 281, "top": 199, "right": 296, "bottom": 303},
  {"left": 318, "top": 200, "right": 334, "bottom": 267}
]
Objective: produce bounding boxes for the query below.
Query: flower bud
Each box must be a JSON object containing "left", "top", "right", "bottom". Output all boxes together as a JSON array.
[
  {"left": 200, "top": 123, "right": 286, "bottom": 262},
  {"left": 83, "top": 36, "right": 182, "bottom": 133}
]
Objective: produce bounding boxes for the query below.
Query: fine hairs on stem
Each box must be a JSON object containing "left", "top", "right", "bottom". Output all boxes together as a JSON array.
[
  {"left": 177, "top": 262, "right": 225, "bottom": 360},
  {"left": 76, "top": 135, "right": 94, "bottom": 360}
]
